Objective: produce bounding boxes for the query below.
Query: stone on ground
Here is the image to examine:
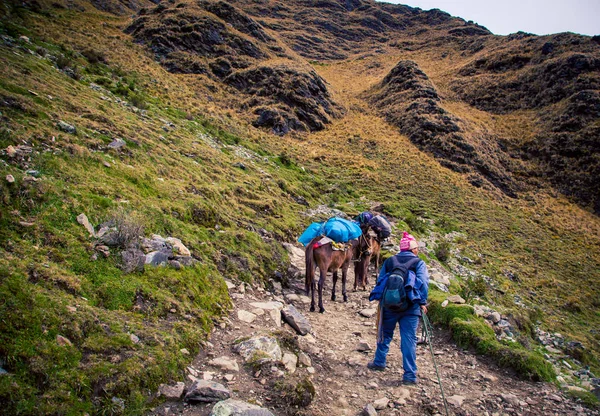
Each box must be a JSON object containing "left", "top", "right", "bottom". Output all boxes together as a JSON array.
[
  {"left": 373, "top": 397, "right": 389, "bottom": 410},
  {"left": 209, "top": 357, "right": 239, "bottom": 372},
  {"left": 447, "top": 295, "right": 466, "bottom": 304},
  {"left": 234, "top": 336, "right": 282, "bottom": 363},
  {"left": 249, "top": 301, "right": 283, "bottom": 310},
  {"left": 363, "top": 403, "right": 377, "bottom": 416},
  {"left": 359, "top": 308, "right": 377, "bottom": 318},
  {"left": 447, "top": 395, "right": 465, "bottom": 407},
  {"left": 281, "top": 353, "right": 298, "bottom": 373},
  {"left": 210, "top": 399, "right": 275, "bottom": 416},
  {"left": 184, "top": 380, "right": 230, "bottom": 403},
  {"left": 76, "top": 213, "right": 95, "bottom": 237},
  {"left": 237, "top": 310, "right": 257, "bottom": 323},
  {"left": 281, "top": 304, "right": 312, "bottom": 335},
  {"left": 500, "top": 393, "right": 520, "bottom": 406},
  {"left": 158, "top": 382, "right": 185, "bottom": 399}
]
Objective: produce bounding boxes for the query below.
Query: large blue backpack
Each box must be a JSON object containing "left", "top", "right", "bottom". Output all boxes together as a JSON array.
[{"left": 381, "top": 257, "right": 422, "bottom": 312}]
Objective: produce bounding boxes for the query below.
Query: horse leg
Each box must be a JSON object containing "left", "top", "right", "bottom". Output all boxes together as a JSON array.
[
  {"left": 362, "top": 256, "right": 370, "bottom": 290},
  {"left": 310, "top": 275, "right": 317, "bottom": 312},
  {"left": 341, "top": 265, "right": 348, "bottom": 302},
  {"left": 331, "top": 270, "right": 338, "bottom": 301},
  {"left": 318, "top": 267, "right": 326, "bottom": 313},
  {"left": 353, "top": 262, "right": 359, "bottom": 292}
]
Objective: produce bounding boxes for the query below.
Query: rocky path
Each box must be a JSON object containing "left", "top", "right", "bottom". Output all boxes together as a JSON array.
[{"left": 148, "top": 243, "right": 596, "bottom": 416}]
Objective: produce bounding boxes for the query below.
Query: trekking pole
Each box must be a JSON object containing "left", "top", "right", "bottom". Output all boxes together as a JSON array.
[{"left": 422, "top": 313, "right": 450, "bottom": 416}]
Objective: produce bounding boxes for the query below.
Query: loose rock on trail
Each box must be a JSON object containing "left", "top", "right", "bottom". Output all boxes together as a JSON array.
[{"left": 148, "top": 242, "right": 596, "bottom": 416}]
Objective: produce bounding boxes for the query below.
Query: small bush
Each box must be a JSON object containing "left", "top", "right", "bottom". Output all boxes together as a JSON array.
[
  {"left": 274, "top": 377, "right": 315, "bottom": 408},
  {"left": 435, "top": 241, "right": 451, "bottom": 262},
  {"left": 128, "top": 92, "right": 147, "bottom": 109},
  {"left": 55, "top": 54, "right": 73, "bottom": 70},
  {"left": 103, "top": 209, "right": 145, "bottom": 249},
  {"left": 81, "top": 48, "right": 106, "bottom": 64},
  {"left": 459, "top": 276, "right": 487, "bottom": 302}
]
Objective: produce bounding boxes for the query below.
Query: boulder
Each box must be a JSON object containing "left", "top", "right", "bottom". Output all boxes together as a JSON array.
[
  {"left": 237, "top": 310, "right": 257, "bottom": 323},
  {"left": 249, "top": 301, "right": 283, "bottom": 311},
  {"left": 166, "top": 237, "right": 191, "bottom": 256},
  {"left": 356, "top": 340, "right": 372, "bottom": 352},
  {"left": 298, "top": 352, "right": 312, "bottom": 367},
  {"left": 57, "top": 120, "right": 76, "bottom": 134},
  {"left": 184, "top": 380, "right": 230, "bottom": 403},
  {"left": 120, "top": 249, "right": 146, "bottom": 273},
  {"left": 56, "top": 335, "right": 72, "bottom": 346},
  {"left": 269, "top": 308, "right": 282, "bottom": 327},
  {"left": 281, "top": 304, "right": 311, "bottom": 335},
  {"left": 489, "top": 312, "right": 501, "bottom": 323},
  {"left": 158, "top": 382, "right": 185, "bottom": 399},
  {"left": 145, "top": 250, "right": 171, "bottom": 266},
  {"left": 210, "top": 399, "right": 275, "bottom": 416},
  {"left": 234, "top": 336, "right": 282, "bottom": 363},
  {"left": 447, "top": 295, "right": 466, "bottom": 304}
]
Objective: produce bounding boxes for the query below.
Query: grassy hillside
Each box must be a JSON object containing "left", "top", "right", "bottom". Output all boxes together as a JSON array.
[{"left": 1, "top": 0, "right": 599, "bottom": 414}]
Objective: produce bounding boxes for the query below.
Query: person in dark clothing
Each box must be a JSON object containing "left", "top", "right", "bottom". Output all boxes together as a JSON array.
[{"left": 367, "top": 232, "right": 429, "bottom": 384}]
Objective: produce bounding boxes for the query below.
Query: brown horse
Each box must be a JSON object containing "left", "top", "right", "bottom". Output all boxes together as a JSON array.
[
  {"left": 305, "top": 236, "right": 356, "bottom": 313},
  {"left": 353, "top": 228, "right": 381, "bottom": 291}
]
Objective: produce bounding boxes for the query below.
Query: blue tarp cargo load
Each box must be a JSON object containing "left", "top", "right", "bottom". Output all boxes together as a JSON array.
[{"left": 298, "top": 217, "right": 362, "bottom": 246}]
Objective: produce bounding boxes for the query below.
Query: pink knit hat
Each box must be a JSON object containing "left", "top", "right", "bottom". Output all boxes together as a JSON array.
[{"left": 400, "top": 231, "right": 418, "bottom": 252}]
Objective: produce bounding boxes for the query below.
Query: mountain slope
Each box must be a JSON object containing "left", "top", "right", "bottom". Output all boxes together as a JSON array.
[{"left": 0, "top": 0, "right": 600, "bottom": 414}]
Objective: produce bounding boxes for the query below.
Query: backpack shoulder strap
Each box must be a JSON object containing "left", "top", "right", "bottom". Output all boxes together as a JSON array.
[{"left": 404, "top": 257, "right": 422, "bottom": 271}]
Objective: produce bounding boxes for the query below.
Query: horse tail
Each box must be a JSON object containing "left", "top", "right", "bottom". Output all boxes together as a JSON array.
[{"left": 305, "top": 237, "right": 317, "bottom": 294}]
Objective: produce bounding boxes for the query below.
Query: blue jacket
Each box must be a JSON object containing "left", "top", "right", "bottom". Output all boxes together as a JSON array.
[{"left": 369, "top": 251, "right": 429, "bottom": 315}]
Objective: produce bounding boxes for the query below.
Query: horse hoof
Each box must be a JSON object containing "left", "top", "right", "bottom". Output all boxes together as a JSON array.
[
  {"left": 331, "top": 295, "right": 336, "bottom": 301},
  {"left": 310, "top": 306, "right": 315, "bottom": 312},
  {"left": 319, "top": 307, "right": 325, "bottom": 314},
  {"left": 343, "top": 296, "right": 348, "bottom": 302}
]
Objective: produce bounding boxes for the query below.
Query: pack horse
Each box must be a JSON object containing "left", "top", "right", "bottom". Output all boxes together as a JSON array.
[
  {"left": 299, "top": 217, "right": 363, "bottom": 313},
  {"left": 305, "top": 237, "right": 356, "bottom": 313}
]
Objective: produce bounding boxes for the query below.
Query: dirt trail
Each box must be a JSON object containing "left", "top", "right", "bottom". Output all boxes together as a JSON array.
[{"left": 149, "top": 244, "right": 595, "bottom": 416}]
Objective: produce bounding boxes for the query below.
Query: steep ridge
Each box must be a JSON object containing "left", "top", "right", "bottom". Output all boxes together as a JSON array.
[
  {"left": 126, "top": 0, "right": 344, "bottom": 134},
  {"left": 367, "top": 59, "right": 519, "bottom": 196}
]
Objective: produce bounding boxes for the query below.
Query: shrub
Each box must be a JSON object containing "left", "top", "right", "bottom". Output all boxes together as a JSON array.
[
  {"left": 81, "top": 48, "right": 106, "bottom": 64},
  {"left": 459, "top": 276, "right": 487, "bottom": 302},
  {"left": 435, "top": 241, "right": 451, "bottom": 262},
  {"left": 274, "top": 377, "right": 315, "bottom": 408},
  {"left": 103, "top": 209, "right": 145, "bottom": 249}
]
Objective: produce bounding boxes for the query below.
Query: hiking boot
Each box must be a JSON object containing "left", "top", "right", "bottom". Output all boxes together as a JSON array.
[
  {"left": 401, "top": 379, "right": 418, "bottom": 386},
  {"left": 367, "top": 362, "right": 385, "bottom": 372}
]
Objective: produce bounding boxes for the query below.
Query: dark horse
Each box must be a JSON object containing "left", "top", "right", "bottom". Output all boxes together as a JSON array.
[
  {"left": 305, "top": 237, "right": 356, "bottom": 313},
  {"left": 353, "top": 227, "right": 381, "bottom": 291}
]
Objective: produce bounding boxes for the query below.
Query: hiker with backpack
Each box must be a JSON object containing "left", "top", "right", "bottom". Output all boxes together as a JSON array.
[{"left": 367, "top": 231, "right": 429, "bottom": 385}]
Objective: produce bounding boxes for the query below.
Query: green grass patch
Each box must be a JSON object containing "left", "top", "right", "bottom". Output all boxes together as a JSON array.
[{"left": 428, "top": 289, "right": 555, "bottom": 381}]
